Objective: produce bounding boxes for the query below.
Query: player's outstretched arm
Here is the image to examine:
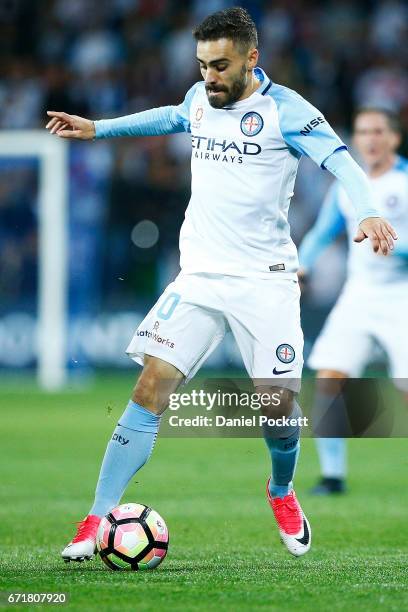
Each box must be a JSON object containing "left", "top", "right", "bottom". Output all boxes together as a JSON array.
[
  {"left": 46, "top": 111, "right": 96, "bottom": 140},
  {"left": 46, "top": 84, "right": 199, "bottom": 141},
  {"left": 46, "top": 82, "right": 200, "bottom": 142},
  {"left": 270, "top": 87, "right": 397, "bottom": 255}
]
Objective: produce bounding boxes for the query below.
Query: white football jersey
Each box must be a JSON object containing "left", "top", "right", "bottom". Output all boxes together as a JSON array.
[
  {"left": 177, "top": 68, "right": 346, "bottom": 278},
  {"left": 337, "top": 157, "right": 408, "bottom": 285}
]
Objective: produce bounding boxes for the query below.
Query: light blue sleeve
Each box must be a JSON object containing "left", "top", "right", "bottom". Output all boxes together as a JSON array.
[
  {"left": 94, "top": 82, "right": 200, "bottom": 139},
  {"left": 298, "top": 183, "right": 346, "bottom": 271},
  {"left": 269, "top": 84, "right": 347, "bottom": 167},
  {"left": 323, "top": 149, "right": 380, "bottom": 223}
]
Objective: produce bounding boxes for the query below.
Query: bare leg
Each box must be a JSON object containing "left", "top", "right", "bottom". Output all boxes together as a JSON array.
[{"left": 131, "top": 354, "right": 185, "bottom": 414}]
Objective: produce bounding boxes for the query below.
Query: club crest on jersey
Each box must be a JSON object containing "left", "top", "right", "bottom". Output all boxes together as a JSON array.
[
  {"left": 195, "top": 106, "right": 203, "bottom": 121},
  {"left": 240, "top": 112, "right": 263, "bottom": 137},
  {"left": 276, "top": 344, "right": 295, "bottom": 364}
]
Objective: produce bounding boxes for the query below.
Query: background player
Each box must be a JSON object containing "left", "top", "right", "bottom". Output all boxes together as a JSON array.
[
  {"left": 45, "top": 8, "right": 396, "bottom": 558},
  {"left": 299, "top": 107, "right": 408, "bottom": 494}
]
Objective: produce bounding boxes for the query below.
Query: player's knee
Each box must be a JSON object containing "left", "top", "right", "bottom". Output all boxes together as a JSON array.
[
  {"left": 317, "top": 370, "right": 348, "bottom": 395},
  {"left": 257, "top": 386, "right": 295, "bottom": 419},
  {"left": 131, "top": 355, "right": 184, "bottom": 414},
  {"left": 132, "top": 371, "right": 159, "bottom": 413}
]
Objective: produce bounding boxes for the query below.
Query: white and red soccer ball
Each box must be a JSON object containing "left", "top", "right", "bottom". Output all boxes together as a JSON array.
[{"left": 96, "top": 503, "right": 169, "bottom": 570}]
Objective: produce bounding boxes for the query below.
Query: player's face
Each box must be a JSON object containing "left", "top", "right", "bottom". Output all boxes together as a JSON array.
[
  {"left": 353, "top": 112, "right": 400, "bottom": 169},
  {"left": 197, "top": 39, "right": 257, "bottom": 108}
]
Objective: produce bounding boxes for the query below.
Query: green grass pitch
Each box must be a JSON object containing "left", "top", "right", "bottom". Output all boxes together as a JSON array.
[{"left": 1, "top": 374, "right": 407, "bottom": 611}]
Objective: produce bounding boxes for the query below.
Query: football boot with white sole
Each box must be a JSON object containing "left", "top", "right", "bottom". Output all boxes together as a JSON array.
[
  {"left": 61, "top": 514, "right": 101, "bottom": 562},
  {"left": 266, "top": 478, "right": 311, "bottom": 557}
]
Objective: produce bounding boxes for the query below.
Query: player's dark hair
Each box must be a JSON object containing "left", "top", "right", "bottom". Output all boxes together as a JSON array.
[
  {"left": 193, "top": 7, "right": 258, "bottom": 52},
  {"left": 353, "top": 107, "right": 401, "bottom": 133}
]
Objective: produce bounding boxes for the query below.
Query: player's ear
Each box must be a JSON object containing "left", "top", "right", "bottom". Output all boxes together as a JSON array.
[{"left": 247, "top": 47, "right": 258, "bottom": 70}]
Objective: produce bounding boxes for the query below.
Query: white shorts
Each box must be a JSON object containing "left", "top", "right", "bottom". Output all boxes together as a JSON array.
[
  {"left": 126, "top": 272, "right": 304, "bottom": 391},
  {"left": 308, "top": 280, "right": 408, "bottom": 386}
]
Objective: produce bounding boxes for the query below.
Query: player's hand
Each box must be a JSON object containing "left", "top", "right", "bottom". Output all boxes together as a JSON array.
[
  {"left": 46, "top": 111, "right": 96, "bottom": 140},
  {"left": 354, "top": 217, "right": 397, "bottom": 256}
]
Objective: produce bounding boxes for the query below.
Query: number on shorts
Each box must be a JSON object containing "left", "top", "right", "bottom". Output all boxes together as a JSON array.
[{"left": 157, "top": 292, "right": 181, "bottom": 320}]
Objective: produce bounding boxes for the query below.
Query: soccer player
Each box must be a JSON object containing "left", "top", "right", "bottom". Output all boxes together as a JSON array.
[
  {"left": 299, "top": 107, "right": 408, "bottom": 494},
  {"left": 46, "top": 8, "right": 396, "bottom": 559}
]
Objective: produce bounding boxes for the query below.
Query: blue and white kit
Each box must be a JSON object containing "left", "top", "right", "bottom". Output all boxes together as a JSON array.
[
  {"left": 300, "top": 156, "right": 408, "bottom": 383},
  {"left": 95, "top": 68, "right": 378, "bottom": 387}
]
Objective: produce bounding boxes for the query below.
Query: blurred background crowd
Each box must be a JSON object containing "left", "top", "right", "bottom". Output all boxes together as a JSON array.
[{"left": 0, "top": 0, "right": 407, "bottom": 370}]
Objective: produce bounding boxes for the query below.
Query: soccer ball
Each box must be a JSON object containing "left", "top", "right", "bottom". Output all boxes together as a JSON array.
[{"left": 96, "top": 503, "right": 169, "bottom": 570}]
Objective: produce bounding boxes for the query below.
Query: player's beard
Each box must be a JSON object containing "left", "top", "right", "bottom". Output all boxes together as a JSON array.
[{"left": 206, "top": 64, "right": 248, "bottom": 109}]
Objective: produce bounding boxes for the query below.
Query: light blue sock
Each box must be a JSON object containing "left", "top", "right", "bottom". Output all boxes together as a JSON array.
[
  {"left": 89, "top": 401, "right": 160, "bottom": 517},
  {"left": 316, "top": 438, "right": 346, "bottom": 479},
  {"left": 265, "top": 430, "right": 300, "bottom": 498},
  {"left": 263, "top": 401, "right": 301, "bottom": 499}
]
